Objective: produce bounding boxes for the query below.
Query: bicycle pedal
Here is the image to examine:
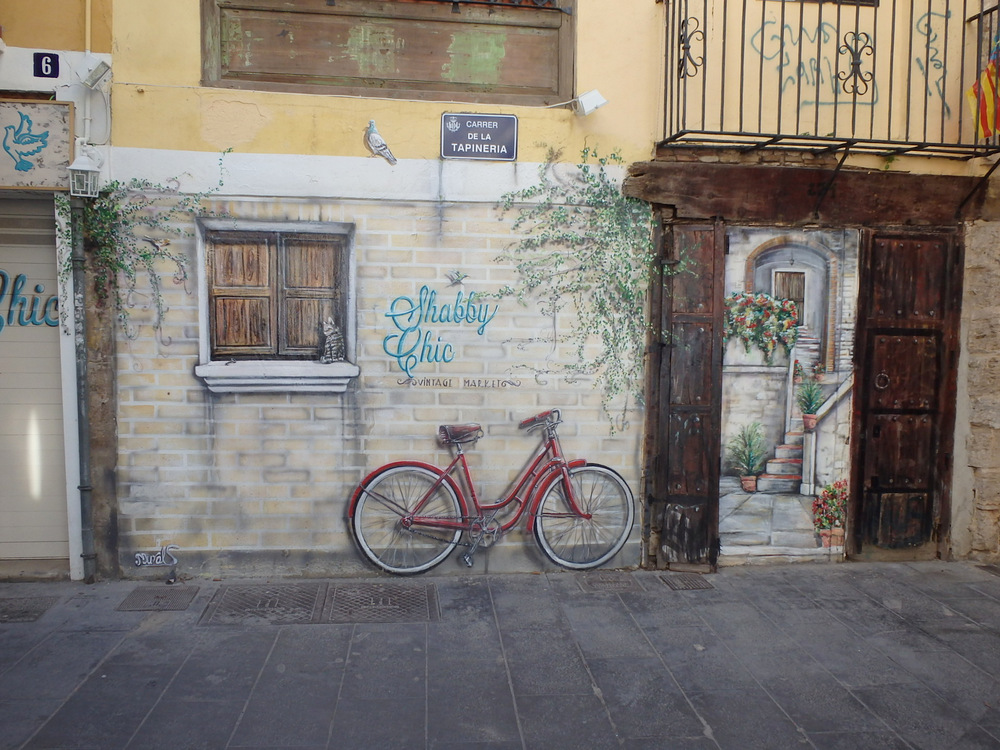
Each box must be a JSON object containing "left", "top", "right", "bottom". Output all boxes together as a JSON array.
[{"left": 460, "top": 553, "right": 475, "bottom": 568}]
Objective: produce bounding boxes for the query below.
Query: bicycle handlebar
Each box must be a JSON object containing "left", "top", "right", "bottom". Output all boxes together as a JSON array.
[{"left": 518, "top": 409, "right": 560, "bottom": 430}]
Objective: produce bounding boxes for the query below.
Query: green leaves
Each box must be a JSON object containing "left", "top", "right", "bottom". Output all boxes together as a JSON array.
[
  {"left": 80, "top": 178, "right": 198, "bottom": 338},
  {"left": 496, "top": 148, "right": 655, "bottom": 432},
  {"left": 63, "top": 151, "right": 228, "bottom": 339}
]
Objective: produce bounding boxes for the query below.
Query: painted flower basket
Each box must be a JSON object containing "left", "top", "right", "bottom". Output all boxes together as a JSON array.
[{"left": 723, "top": 291, "right": 799, "bottom": 364}]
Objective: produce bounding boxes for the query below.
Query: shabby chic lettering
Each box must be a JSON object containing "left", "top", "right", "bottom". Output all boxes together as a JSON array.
[
  {"left": 0, "top": 270, "right": 58, "bottom": 336},
  {"left": 383, "top": 285, "right": 499, "bottom": 378}
]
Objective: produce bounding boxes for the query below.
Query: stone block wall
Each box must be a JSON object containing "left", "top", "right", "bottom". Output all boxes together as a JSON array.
[
  {"left": 960, "top": 220, "right": 1000, "bottom": 559},
  {"left": 115, "top": 196, "right": 644, "bottom": 578}
]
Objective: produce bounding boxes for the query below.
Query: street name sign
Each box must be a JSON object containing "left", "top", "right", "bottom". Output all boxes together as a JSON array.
[{"left": 440, "top": 113, "right": 517, "bottom": 162}]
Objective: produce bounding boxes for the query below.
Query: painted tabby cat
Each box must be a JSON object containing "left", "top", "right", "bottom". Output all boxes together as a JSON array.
[{"left": 320, "top": 316, "right": 345, "bottom": 363}]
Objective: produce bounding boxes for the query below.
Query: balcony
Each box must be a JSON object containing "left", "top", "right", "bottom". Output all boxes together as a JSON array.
[{"left": 663, "top": 0, "right": 1000, "bottom": 159}]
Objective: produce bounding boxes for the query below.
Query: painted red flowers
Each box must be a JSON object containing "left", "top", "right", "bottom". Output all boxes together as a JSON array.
[
  {"left": 813, "top": 479, "right": 848, "bottom": 530},
  {"left": 723, "top": 291, "right": 799, "bottom": 363}
]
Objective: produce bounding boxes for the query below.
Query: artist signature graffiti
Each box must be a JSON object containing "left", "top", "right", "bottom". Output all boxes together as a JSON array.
[{"left": 134, "top": 544, "right": 179, "bottom": 568}]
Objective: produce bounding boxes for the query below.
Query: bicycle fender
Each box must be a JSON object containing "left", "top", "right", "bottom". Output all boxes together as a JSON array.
[
  {"left": 525, "top": 459, "right": 587, "bottom": 533},
  {"left": 347, "top": 461, "right": 466, "bottom": 517}
]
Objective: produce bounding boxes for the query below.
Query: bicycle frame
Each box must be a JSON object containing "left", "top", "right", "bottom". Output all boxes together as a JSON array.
[{"left": 348, "top": 421, "right": 589, "bottom": 537}]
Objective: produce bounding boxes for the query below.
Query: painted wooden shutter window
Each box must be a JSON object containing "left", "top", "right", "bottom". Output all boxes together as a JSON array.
[
  {"left": 207, "top": 230, "right": 343, "bottom": 359},
  {"left": 201, "top": 0, "right": 574, "bottom": 105},
  {"left": 281, "top": 235, "right": 340, "bottom": 355}
]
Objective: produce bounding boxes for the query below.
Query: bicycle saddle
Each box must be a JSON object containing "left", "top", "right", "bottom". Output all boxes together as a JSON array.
[{"left": 438, "top": 424, "right": 483, "bottom": 444}]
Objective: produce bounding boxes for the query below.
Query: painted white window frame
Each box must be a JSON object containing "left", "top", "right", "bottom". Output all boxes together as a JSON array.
[{"left": 193, "top": 218, "right": 359, "bottom": 393}]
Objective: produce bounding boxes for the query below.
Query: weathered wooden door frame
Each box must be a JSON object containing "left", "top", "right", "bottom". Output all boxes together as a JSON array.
[
  {"left": 848, "top": 228, "right": 964, "bottom": 560},
  {"left": 643, "top": 217, "right": 725, "bottom": 570}
]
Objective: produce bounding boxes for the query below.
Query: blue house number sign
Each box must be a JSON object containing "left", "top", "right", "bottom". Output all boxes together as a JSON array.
[{"left": 33, "top": 53, "right": 60, "bottom": 79}]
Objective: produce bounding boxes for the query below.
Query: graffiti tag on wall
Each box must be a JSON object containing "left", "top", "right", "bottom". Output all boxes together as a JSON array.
[
  {"left": 383, "top": 285, "right": 499, "bottom": 377},
  {"left": 750, "top": 11, "right": 954, "bottom": 116},
  {"left": 749, "top": 20, "right": 879, "bottom": 107},
  {"left": 915, "top": 11, "right": 951, "bottom": 116},
  {"left": 134, "top": 544, "right": 179, "bottom": 567},
  {"left": 0, "top": 271, "right": 58, "bottom": 336}
]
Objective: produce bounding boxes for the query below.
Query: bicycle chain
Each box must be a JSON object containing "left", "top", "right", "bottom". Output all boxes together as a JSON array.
[{"left": 399, "top": 515, "right": 502, "bottom": 549}]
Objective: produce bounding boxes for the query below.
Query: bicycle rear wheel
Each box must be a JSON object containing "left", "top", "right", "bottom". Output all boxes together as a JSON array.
[
  {"left": 534, "top": 464, "right": 634, "bottom": 570},
  {"left": 351, "top": 465, "right": 464, "bottom": 575}
]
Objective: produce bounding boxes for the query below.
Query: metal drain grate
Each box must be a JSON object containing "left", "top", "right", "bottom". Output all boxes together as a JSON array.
[
  {"left": 118, "top": 586, "right": 199, "bottom": 612},
  {"left": 577, "top": 573, "right": 644, "bottom": 593},
  {"left": 326, "top": 583, "right": 439, "bottom": 623},
  {"left": 661, "top": 573, "right": 715, "bottom": 591},
  {"left": 0, "top": 596, "right": 60, "bottom": 623},
  {"left": 200, "top": 583, "right": 325, "bottom": 626}
]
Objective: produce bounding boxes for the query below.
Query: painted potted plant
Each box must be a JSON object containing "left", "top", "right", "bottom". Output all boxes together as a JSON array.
[
  {"left": 727, "top": 422, "right": 767, "bottom": 492},
  {"left": 813, "top": 479, "right": 848, "bottom": 547},
  {"left": 796, "top": 378, "right": 824, "bottom": 431}
]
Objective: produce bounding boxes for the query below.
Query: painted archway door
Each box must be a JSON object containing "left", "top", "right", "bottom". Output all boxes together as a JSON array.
[
  {"left": 644, "top": 220, "right": 725, "bottom": 569},
  {"left": 850, "top": 231, "right": 962, "bottom": 559}
]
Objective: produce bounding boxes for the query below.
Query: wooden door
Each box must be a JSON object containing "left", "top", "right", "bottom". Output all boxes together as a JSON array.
[
  {"left": 645, "top": 221, "right": 725, "bottom": 568},
  {"left": 851, "top": 232, "right": 962, "bottom": 557},
  {"left": 774, "top": 271, "right": 805, "bottom": 313}
]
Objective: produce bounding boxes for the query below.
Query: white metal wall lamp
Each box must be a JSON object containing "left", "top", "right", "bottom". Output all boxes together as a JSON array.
[
  {"left": 68, "top": 140, "right": 103, "bottom": 198},
  {"left": 79, "top": 55, "right": 111, "bottom": 90},
  {"left": 546, "top": 89, "right": 609, "bottom": 116},
  {"left": 573, "top": 89, "right": 608, "bottom": 116}
]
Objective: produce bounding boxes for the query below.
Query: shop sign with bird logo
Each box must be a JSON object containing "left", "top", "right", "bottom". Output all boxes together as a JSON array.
[{"left": 0, "top": 101, "right": 72, "bottom": 190}]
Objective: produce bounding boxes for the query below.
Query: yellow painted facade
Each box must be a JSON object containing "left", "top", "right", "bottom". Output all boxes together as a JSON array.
[
  {"left": 1, "top": 0, "right": 111, "bottom": 52},
  {"left": 109, "top": 0, "right": 664, "bottom": 164}
]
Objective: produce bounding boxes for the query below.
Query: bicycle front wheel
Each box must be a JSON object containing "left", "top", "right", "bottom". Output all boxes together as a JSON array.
[
  {"left": 534, "top": 464, "right": 635, "bottom": 570},
  {"left": 352, "top": 465, "right": 464, "bottom": 575}
]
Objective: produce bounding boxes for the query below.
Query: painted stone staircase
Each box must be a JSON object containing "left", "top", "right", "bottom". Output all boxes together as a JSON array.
[
  {"left": 756, "top": 430, "right": 803, "bottom": 493},
  {"left": 755, "top": 332, "right": 821, "bottom": 494}
]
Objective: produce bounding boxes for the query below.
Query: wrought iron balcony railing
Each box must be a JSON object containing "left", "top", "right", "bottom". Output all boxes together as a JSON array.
[{"left": 664, "top": 0, "right": 1000, "bottom": 159}]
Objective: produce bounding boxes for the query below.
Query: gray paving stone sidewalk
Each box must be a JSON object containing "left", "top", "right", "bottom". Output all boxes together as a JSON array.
[{"left": 2, "top": 562, "right": 1000, "bottom": 749}]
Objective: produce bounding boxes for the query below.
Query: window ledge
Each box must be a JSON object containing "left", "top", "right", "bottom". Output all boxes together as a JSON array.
[{"left": 195, "top": 361, "right": 360, "bottom": 393}]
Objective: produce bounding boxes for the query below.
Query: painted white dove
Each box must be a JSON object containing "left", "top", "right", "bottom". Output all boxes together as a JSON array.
[{"left": 364, "top": 120, "right": 397, "bottom": 165}]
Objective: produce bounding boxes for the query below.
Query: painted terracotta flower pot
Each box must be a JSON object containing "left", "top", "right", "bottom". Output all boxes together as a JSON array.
[
  {"left": 740, "top": 475, "right": 757, "bottom": 492},
  {"left": 802, "top": 413, "right": 818, "bottom": 432},
  {"left": 818, "top": 528, "right": 845, "bottom": 547}
]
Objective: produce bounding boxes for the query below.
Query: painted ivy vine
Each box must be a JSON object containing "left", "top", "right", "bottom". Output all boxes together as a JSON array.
[
  {"left": 495, "top": 148, "right": 656, "bottom": 431},
  {"left": 56, "top": 153, "right": 228, "bottom": 340}
]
